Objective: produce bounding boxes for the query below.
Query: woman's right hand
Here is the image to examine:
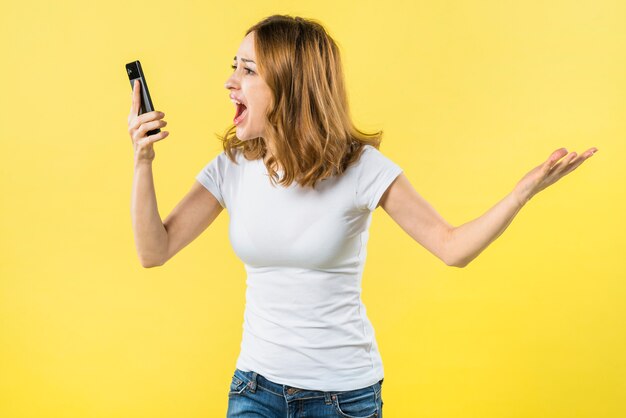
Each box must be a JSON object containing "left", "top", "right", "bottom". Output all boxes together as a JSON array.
[{"left": 127, "top": 79, "right": 169, "bottom": 163}]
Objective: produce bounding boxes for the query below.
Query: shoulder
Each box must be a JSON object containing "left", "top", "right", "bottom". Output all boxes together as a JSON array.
[
  {"left": 212, "top": 148, "right": 246, "bottom": 167},
  {"left": 356, "top": 144, "right": 397, "bottom": 167},
  {"left": 197, "top": 148, "right": 244, "bottom": 180},
  {"left": 352, "top": 144, "right": 403, "bottom": 211}
]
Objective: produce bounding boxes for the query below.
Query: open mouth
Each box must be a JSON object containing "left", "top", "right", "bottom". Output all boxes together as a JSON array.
[{"left": 234, "top": 102, "right": 248, "bottom": 125}]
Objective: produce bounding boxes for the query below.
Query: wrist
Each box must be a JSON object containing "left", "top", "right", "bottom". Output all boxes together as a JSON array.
[
  {"left": 511, "top": 189, "right": 530, "bottom": 208},
  {"left": 134, "top": 158, "right": 154, "bottom": 169}
]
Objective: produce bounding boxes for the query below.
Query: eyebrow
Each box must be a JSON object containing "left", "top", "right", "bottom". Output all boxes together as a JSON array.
[{"left": 233, "top": 56, "right": 256, "bottom": 64}]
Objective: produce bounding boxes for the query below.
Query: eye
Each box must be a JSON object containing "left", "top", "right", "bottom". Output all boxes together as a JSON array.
[{"left": 230, "top": 64, "right": 254, "bottom": 75}]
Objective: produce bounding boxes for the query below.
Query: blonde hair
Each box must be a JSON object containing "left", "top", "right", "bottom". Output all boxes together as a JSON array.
[{"left": 218, "top": 14, "right": 384, "bottom": 188}]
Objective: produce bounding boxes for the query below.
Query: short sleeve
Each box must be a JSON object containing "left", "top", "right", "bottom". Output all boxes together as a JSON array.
[
  {"left": 195, "top": 151, "right": 228, "bottom": 209},
  {"left": 355, "top": 146, "right": 403, "bottom": 212}
]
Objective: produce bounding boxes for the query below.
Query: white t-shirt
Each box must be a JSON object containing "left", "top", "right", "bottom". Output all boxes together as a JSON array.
[{"left": 195, "top": 144, "right": 403, "bottom": 391}]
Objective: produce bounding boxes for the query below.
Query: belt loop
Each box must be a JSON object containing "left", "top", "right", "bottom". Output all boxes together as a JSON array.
[
  {"left": 248, "top": 372, "right": 258, "bottom": 393},
  {"left": 324, "top": 391, "right": 333, "bottom": 405}
]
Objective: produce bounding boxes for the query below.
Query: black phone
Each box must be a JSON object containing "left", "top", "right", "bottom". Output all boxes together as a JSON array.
[{"left": 125, "top": 60, "right": 161, "bottom": 136}]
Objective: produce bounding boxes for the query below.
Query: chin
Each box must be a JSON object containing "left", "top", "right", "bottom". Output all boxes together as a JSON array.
[
  {"left": 236, "top": 128, "right": 252, "bottom": 141},
  {"left": 236, "top": 126, "right": 262, "bottom": 142}
]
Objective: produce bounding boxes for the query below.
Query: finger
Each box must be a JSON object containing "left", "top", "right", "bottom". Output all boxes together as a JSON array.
[
  {"left": 130, "top": 80, "right": 139, "bottom": 115},
  {"left": 565, "top": 151, "right": 578, "bottom": 166},
  {"left": 545, "top": 148, "right": 568, "bottom": 169},
  {"left": 147, "top": 110, "right": 165, "bottom": 121},
  {"left": 134, "top": 118, "right": 167, "bottom": 138},
  {"left": 566, "top": 151, "right": 577, "bottom": 162},
  {"left": 149, "top": 130, "right": 170, "bottom": 143},
  {"left": 130, "top": 111, "right": 165, "bottom": 132},
  {"left": 583, "top": 147, "right": 598, "bottom": 158},
  {"left": 562, "top": 155, "right": 586, "bottom": 175},
  {"left": 564, "top": 148, "right": 596, "bottom": 172},
  {"left": 551, "top": 152, "right": 578, "bottom": 174},
  {"left": 559, "top": 154, "right": 587, "bottom": 178},
  {"left": 130, "top": 80, "right": 141, "bottom": 117},
  {"left": 548, "top": 159, "right": 566, "bottom": 174},
  {"left": 140, "top": 130, "right": 169, "bottom": 146}
]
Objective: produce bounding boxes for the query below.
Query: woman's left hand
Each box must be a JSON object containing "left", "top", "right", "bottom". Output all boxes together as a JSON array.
[{"left": 512, "top": 147, "right": 598, "bottom": 206}]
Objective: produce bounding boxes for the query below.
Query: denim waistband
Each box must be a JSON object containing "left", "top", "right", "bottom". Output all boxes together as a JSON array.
[{"left": 233, "top": 368, "right": 383, "bottom": 400}]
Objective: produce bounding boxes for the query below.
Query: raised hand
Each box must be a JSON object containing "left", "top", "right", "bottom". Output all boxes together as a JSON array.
[
  {"left": 513, "top": 147, "right": 598, "bottom": 206},
  {"left": 127, "top": 79, "right": 169, "bottom": 163}
]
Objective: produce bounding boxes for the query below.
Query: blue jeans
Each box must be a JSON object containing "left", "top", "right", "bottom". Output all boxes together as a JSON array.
[{"left": 227, "top": 368, "right": 384, "bottom": 417}]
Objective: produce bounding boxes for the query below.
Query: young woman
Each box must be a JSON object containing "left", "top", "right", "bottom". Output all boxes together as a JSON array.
[{"left": 128, "top": 14, "right": 597, "bottom": 418}]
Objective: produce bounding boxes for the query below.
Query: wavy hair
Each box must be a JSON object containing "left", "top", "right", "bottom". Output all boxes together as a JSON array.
[{"left": 218, "top": 14, "right": 384, "bottom": 189}]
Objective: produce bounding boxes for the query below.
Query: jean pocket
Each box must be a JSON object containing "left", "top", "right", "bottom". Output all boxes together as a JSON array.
[
  {"left": 228, "top": 374, "right": 249, "bottom": 396},
  {"left": 333, "top": 386, "right": 379, "bottom": 418}
]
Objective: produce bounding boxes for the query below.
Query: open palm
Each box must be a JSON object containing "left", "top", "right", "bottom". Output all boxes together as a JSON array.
[{"left": 513, "top": 147, "right": 598, "bottom": 205}]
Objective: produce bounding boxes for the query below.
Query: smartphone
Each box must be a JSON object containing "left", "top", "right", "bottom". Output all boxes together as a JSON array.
[{"left": 125, "top": 60, "right": 161, "bottom": 136}]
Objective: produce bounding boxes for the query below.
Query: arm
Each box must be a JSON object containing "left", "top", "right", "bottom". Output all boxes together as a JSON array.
[
  {"left": 445, "top": 191, "right": 523, "bottom": 268},
  {"left": 378, "top": 173, "right": 456, "bottom": 266},
  {"left": 379, "top": 173, "right": 523, "bottom": 268},
  {"left": 380, "top": 146, "right": 597, "bottom": 268},
  {"left": 131, "top": 160, "right": 168, "bottom": 267},
  {"left": 128, "top": 79, "right": 171, "bottom": 268},
  {"left": 449, "top": 146, "right": 598, "bottom": 267},
  {"left": 127, "top": 80, "right": 224, "bottom": 267},
  {"left": 131, "top": 161, "right": 224, "bottom": 268},
  {"left": 160, "top": 180, "right": 224, "bottom": 266}
]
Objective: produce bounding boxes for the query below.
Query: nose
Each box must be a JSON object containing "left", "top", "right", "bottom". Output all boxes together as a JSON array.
[{"left": 224, "top": 72, "right": 240, "bottom": 90}]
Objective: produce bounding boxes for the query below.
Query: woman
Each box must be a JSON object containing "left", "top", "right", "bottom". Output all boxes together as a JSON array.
[{"left": 128, "top": 14, "right": 597, "bottom": 418}]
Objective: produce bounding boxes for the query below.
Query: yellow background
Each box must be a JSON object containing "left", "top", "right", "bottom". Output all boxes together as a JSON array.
[{"left": 1, "top": 0, "right": 624, "bottom": 417}]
